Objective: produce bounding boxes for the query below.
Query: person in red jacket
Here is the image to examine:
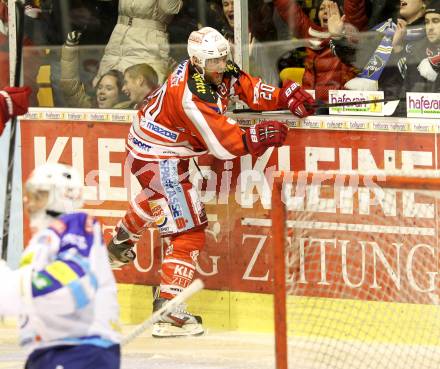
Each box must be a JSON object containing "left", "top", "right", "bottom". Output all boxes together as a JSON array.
[
  {"left": 0, "top": 86, "right": 31, "bottom": 135},
  {"left": 273, "top": 0, "right": 357, "bottom": 102},
  {"left": 107, "top": 26, "right": 315, "bottom": 338}
]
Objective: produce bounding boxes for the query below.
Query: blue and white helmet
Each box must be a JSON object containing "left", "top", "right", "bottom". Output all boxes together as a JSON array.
[{"left": 26, "top": 163, "right": 84, "bottom": 215}]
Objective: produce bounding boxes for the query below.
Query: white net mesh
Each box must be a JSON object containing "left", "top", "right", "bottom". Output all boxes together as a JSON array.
[{"left": 278, "top": 171, "right": 440, "bottom": 369}]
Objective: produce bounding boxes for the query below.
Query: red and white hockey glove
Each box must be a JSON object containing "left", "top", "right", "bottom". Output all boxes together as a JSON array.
[
  {"left": 243, "top": 120, "right": 288, "bottom": 157},
  {"left": 0, "top": 86, "right": 32, "bottom": 134},
  {"left": 278, "top": 80, "right": 316, "bottom": 118}
]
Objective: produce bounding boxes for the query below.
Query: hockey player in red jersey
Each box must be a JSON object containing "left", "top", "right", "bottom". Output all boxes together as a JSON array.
[
  {"left": 107, "top": 26, "right": 315, "bottom": 338},
  {"left": 0, "top": 86, "right": 31, "bottom": 135}
]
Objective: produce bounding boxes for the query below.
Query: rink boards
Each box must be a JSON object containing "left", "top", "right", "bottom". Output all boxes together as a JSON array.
[{"left": 117, "top": 283, "right": 440, "bottom": 345}]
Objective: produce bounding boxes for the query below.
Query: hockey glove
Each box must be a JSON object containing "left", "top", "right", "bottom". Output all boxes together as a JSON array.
[
  {"left": 243, "top": 120, "right": 288, "bottom": 157},
  {"left": 278, "top": 80, "right": 316, "bottom": 118},
  {"left": 65, "top": 30, "right": 83, "bottom": 47},
  {"left": 0, "top": 86, "right": 31, "bottom": 127},
  {"left": 418, "top": 54, "right": 440, "bottom": 82}
]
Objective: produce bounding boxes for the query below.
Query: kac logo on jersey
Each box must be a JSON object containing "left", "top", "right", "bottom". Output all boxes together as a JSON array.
[{"left": 141, "top": 118, "right": 179, "bottom": 142}]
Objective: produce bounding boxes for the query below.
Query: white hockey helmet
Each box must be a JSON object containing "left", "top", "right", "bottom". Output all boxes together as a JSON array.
[
  {"left": 187, "top": 27, "right": 230, "bottom": 72},
  {"left": 25, "top": 163, "right": 84, "bottom": 215}
]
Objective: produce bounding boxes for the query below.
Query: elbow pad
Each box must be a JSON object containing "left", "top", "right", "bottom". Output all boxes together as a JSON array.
[{"left": 31, "top": 256, "right": 98, "bottom": 316}]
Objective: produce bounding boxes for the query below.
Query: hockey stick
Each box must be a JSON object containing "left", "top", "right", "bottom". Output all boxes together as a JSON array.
[
  {"left": 0, "top": 282, "right": 204, "bottom": 362},
  {"left": 232, "top": 97, "right": 403, "bottom": 117},
  {"left": 1, "top": 0, "right": 25, "bottom": 260},
  {"left": 121, "top": 278, "right": 204, "bottom": 346}
]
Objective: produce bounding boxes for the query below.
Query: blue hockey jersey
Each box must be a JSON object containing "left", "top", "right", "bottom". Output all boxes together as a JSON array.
[{"left": 0, "top": 212, "right": 120, "bottom": 353}]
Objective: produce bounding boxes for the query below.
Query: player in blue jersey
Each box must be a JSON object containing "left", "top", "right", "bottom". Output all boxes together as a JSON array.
[{"left": 0, "top": 163, "right": 120, "bottom": 369}]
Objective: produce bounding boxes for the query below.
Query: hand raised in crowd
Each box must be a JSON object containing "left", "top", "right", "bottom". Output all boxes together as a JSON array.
[
  {"left": 65, "top": 30, "right": 82, "bottom": 47},
  {"left": 326, "top": 1, "right": 345, "bottom": 38},
  {"left": 278, "top": 80, "right": 316, "bottom": 118},
  {"left": 243, "top": 120, "right": 288, "bottom": 157},
  {"left": 392, "top": 19, "right": 407, "bottom": 53}
]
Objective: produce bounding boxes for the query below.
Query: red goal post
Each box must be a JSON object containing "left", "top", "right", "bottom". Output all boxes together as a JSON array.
[{"left": 271, "top": 170, "right": 440, "bottom": 369}]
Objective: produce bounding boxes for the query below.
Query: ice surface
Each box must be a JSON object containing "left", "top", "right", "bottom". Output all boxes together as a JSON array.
[{"left": 0, "top": 324, "right": 276, "bottom": 369}]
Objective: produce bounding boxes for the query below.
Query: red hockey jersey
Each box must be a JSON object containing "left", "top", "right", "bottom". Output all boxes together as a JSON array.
[{"left": 127, "top": 60, "right": 283, "bottom": 161}]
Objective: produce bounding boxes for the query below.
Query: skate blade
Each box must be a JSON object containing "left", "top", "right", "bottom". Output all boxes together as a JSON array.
[
  {"left": 108, "top": 257, "right": 128, "bottom": 269},
  {"left": 152, "top": 322, "right": 204, "bottom": 338}
]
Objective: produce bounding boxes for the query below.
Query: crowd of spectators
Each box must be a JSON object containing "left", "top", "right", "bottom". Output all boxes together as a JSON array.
[{"left": 1, "top": 0, "right": 440, "bottom": 115}]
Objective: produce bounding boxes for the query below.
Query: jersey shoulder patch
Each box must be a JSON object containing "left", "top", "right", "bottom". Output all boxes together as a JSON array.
[{"left": 187, "top": 72, "right": 218, "bottom": 104}]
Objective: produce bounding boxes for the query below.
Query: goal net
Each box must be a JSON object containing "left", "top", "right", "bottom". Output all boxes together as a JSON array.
[{"left": 271, "top": 171, "right": 440, "bottom": 369}]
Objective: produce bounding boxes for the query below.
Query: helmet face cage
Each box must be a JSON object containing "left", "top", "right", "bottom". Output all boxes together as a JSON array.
[
  {"left": 204, "top": 56, "right": 229, "bottom": 74},
  {"left": 25, "top": 163, "right": 84, "bottom": 216},
  {"left": 187, "top": 27, "right": 231, "bottom": 75}
]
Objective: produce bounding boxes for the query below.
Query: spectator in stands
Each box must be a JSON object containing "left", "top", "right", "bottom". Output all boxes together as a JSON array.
[
  {"left": 169, "top": 1, "right": 219, "bottom": 42},
  {"left": 218, "top": 0, "right": 234, "bottom": 43},
  {"left": 168, "top": 0, "right": 200, "bottom": 62},
  {"left": 344, "top": 0, "right": 399, "bottom": 30},
  {"left": 277, "top": 48, "right": 307, "bottom": 87},
  {"left": 213, "top": 0, "right": 279, "bottom": 84},
  {"left": 216, "top": 0, "right": 277, "bottom": 43},
  {"left": 121, "top": 63, "right": 160, "bottom": 109},
  {"left": 406, "top": 0, "right": 440, "bottom": 92},
  {"left": 22, "top": 0, "right": 117, "bottom": 46},
  {"left": 94, "top": 0, "right": 183, "bottom": 85},
  {"left": 330, "top": 0, "right": 426, "bottom": 112},
  {"left": 60, "top": 31, "right": 128, "bottom": 109},
  {"left": 273, "top": 0, "right": 357, "bottom": 102}
]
